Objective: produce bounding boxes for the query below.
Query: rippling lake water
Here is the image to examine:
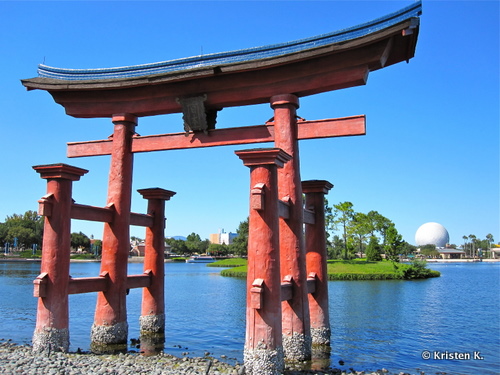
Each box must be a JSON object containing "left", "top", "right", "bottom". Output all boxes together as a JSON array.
[{"left": 0, "top": 260, "right": 498, "bottom": 374}]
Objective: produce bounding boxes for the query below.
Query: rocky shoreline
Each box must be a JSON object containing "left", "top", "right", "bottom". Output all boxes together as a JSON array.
[{"left": 0, "top": 339, "right": 433, "bottom": 375}]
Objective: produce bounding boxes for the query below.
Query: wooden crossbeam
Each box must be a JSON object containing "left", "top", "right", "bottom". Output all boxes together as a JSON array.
[
  {"left": 130, "top": 212, "right": 154, "bottom": 228},
  {"left": 68, "top": 276, "right": 109, "bottom": 295},
  {"left": 71, "top": 203, "right": 114, "bottom": 223},
  {"left": 303, "top": 208, "right": 315, "bottom": 225},
  {"left": 60, "top": 202, "right": 154, "bottom": 227},
  {"left": 126, "top": 270, "right": 153, "bottom": 289},
  {"left": 67, "top": 115, "right": 365, "bottom": 158}
]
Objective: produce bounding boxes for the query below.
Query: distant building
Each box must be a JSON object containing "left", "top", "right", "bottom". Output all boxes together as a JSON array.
[
  {"left": 437, "top": 248, "right": 465, "bottom": 259},
  {"left": 130, "top": 239, "right": 145, "bottom": 257},
  {"left": 490, "top": 248, "right": 500, "bottom": 259},
  {"left": 210, "top": 229, "right": 237, "bottom": 245},
  {"left": 129, "top": 239, "right": 172, "bottom": 257}
]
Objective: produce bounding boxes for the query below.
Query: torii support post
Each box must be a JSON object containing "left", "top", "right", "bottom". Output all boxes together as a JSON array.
[
  {"left": 236, "top": 148, "right": 291, "bottom": 375},
  {"left": 91, "top": 114, "right": 136, "bottom": 353},
  {"left": 137, "top": 188, "right": 176, "bottom": 354},
  {"left": 271, "top": 94, "right": 311, "bottom": 361},
  {"left": 302, "top": 180, "right": 333, "bottom": 355},
  {"left": 32, "top": 163, "right": 88, "bottom": 353}
]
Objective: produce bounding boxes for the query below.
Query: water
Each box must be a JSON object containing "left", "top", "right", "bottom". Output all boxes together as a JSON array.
[
  {"left": 329, "top": 263, "right": 500, "bottom": 374},
  {"left": 0, "top": 261, "right": 498, "bottom": 374}
]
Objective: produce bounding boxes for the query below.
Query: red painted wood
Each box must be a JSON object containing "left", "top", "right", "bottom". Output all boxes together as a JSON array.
[
  {"left": 303, "top": 209, "right": 315, "bottom": 225},
  {"left": 71, "top": 203, "right": 114, "bottom": 223},
  {"left": 129, "top": 212, "right": 154, "bottom": 227},
  {"left": 306, "top": 273, "right": 317, "bottom": 295},
  {"left": 138, "top": 188, "right": 176, "bottom": 324},
  {"left": 126, "top": 273, "right": 152, "bottom": 289},
  {"left": 33, "top": 273, "right": 48, "bottom": 298},
  {"left": 236, "top": 148, "right": 291, "bottom": 352},
  {"left": 25, "top": 41, "right": 390, "bottom": 118},
  {"left": 281, "top": 275, "right": 293, "bottom": 302},
  {"left": 68, "top": 276, "right": 109, "bottom": 294},
  {"left": 302, "top": 180, "right": 333, "bottom": 342},
  {"left": 67, "top": 116, "right": 365, "bottom": 158},
  {"left": 32, "top": 164, "right": 87, "bottom": 348},
  {"left": 271, "top": 94, "right": 311, "bottom": 358},
  {"left": 278, "top": 199, "right": 290, "bottom": 220},
  {"left": 69, "top": 202, "right": 155, "bottom": 227},
  {"left": 93, "top": 115, "right": 136, "bottom": 331}
]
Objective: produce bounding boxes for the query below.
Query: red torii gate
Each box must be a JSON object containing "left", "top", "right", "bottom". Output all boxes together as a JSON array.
[{"left": 22, "top": 2, "right": 421, "bottom": 373}]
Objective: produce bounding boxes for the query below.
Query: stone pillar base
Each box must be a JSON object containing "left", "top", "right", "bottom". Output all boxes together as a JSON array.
[
  {"left": 139, "top": 313, "right": 165, "bottom": 334},
  {"left": 32, "top": 327, "right": 69, "bottom": 353},
  {"left": 139, "top": 314, "right": 165, "bottom": 355},
  {"left": 90, "top": 321, "right": 128, "bottom": 353},
  {"left": 244, "top": 345, "right": 284, "bottom": 375},
  {"left": 283, "top": 332, "right": 312, "bottom": 362},
  {"left": 311, "top": 327, "right": 331, "bottom": 346}
]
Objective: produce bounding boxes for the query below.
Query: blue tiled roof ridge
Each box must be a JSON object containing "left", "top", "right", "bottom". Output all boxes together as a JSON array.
[{"left": 37, "top": 1, "right": 421, "bottom": 81}]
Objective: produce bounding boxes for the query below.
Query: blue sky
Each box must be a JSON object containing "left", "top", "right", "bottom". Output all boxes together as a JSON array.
[{"left": 1, "top": 1, "right": 498, "bottom": 246}]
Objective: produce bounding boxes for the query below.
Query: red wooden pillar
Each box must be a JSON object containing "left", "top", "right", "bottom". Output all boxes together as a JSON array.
[
  {"left": 236, "top": 148, "right": 291, "bottom": 375},
  {"left": 271, "top": 94, "right": 311, "bottom": 361},
  {"left": 302, "top": 180, "right": 333, "bottom": 349},
  {"left": 32, "top": 163, "right": 88, "bottom": 353},
  {"left": 91, "top": 114, "right": 136, "bottom": 353},
  {"left": 137, "top": 188, "right": 176, "bottom": 353}
]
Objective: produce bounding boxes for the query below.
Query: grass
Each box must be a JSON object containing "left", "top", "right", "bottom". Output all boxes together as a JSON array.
[
  {"left": 220, "top": 258, "right": 440, "bottom": 280},
  {"left": 326, "top": 259, "right": 402, "bottom": 280},
  {"left": 70, "top": 253, "right": 97, "bottom": 260},
  {"left": 208, "top": 258, "right": 248, "bottom": 267},
  {"left": 220, "top": 265, "right": 248, "bottom": 277}
]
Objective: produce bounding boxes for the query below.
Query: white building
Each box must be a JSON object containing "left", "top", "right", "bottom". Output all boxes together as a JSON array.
[{"left": 210, "top": 229, "right": 237, "bottom": 245}]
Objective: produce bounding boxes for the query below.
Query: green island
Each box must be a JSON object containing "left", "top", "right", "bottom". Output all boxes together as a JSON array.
[{"left": 210, "top": 258, "right": 440, "bottom": 280}]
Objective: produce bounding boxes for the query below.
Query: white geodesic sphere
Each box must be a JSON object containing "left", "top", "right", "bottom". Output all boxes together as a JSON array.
[{"left": 415, "top": 222, "right": 450, "bottom": 247}]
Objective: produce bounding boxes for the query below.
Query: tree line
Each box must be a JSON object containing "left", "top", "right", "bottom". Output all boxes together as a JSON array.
[
  {"left": 461, "top": 233, "right": 495, "bottom": 258},
  {"left": 165, "top": 220, "right": 248, "bottom": 257},
  {"left": 0, "top": 210, "right": 248, "bottom": 258},
  {"left": 325, "top": 200, "right": 410, "bottom": 261},
  {"left": 0, "top": 211, "right": 43, "bottom": 251},
  {"left": 1, "top": 209, "right": 496, "bottom": 260},
  {"left": 325, "top": 201, "right": 496, "bottom": 260}
]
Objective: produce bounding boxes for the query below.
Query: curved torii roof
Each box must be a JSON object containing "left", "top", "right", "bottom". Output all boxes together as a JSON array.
[{"left": 22, "top": 1, "right": 421, "bottom": 118}]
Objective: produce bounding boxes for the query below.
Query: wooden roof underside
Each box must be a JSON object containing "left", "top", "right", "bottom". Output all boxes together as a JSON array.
[{"left": 21, "top": 2, "right": 421, "bottom": 118}]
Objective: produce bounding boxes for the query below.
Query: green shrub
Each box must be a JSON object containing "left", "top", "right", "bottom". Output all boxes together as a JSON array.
[
  {"left": 70, "top": 253, "right": 96, "bottom": 260},
  {"left": 398, "top": 259, "right": 441, "bottom": 279},
  {"left": 219, "top": 259, "right": 440, "bottom": 280},
  {"left": 328, "top": 272, "right": 400, "bottom": 280},
  {"left": 18, "top": 250, "right": 42, "bottom": 258}
]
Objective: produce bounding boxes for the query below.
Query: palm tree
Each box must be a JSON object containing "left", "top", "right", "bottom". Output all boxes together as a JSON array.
[
  {"left": 486, "top": 234, "right": 494, "bottom": 258},
  {"left": 462, "top": 235, "right": 468, "bottom": 256},
  {"left": 469, "top": 234, "right": 477, "bottom": 258}
]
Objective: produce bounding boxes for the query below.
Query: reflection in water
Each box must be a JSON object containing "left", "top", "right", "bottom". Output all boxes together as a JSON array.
[
  {"left": 139, "top": 333, "right": 165, "bottom": 356},
  {"left": 0, "top": 261, "right": 41, "bottom": 282},
  {"left": 329, "top": 264, "right": 500, "bottom": 375},
  {"left": 330, "top": 280, "right": 407, "bottom": 369},
  {"left": 0, "top": 261, "right": 498, "bottom": 374},
  {"left": 311, "top": 343, "right": 331, "bottom": 370}
]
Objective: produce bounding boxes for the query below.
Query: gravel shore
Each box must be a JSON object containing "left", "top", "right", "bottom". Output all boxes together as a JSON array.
[{"left": 0, "top": 339, "right": 425, "bottom": 375}]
